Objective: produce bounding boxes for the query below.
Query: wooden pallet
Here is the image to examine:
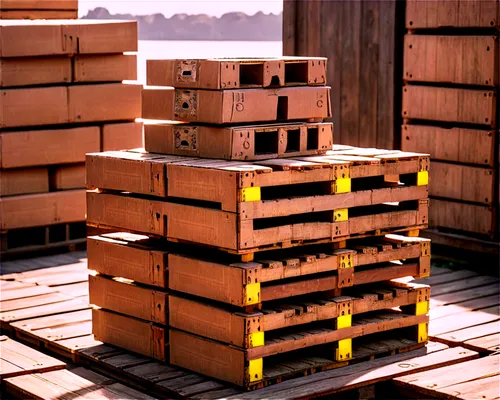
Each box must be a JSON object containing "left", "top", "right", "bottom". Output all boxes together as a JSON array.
[
  {"left": 146, "top": 57, "right": 327, "bottom": 89},
  {"left": 141, "top": 85, "right": 331, "bottom": 124},
  {"left": 0, "top": 221, "right": 87, "bottom": 259},
  {"left": 144, "top": 121, "right": 333, "bottom": 160},
  {"left": 88, "top": 232, "right": 430, "bottom": 306}
]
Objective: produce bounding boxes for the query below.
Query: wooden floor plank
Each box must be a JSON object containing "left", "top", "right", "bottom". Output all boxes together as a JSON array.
[
  {"left": 437, "top": 375, "right": 500, "bottom": 400},
  {"left": 430, "top": 276, "right": 499, "bottom": 297},
  {"left": 464, "top": 333, "right": 500, "bottom": 354},
  {"left": 0, "top": 281, "right": 35, "bottom": 291},
  {"left": 10, "top": 309, "right": 92, "bottom": 332},
  {"left": 1, "top": 293, "right": 74, "bottom": 313},
  {"left": 393, "top": 356, "right": 500, "bottom": 399},
  {"left": 0, "top": 336, "right": 65, "bottom": 379},
  {"left": 4, "top": 369, "right": 157, "bottom": 400},
  {"left": 1, "top": 285, "right": 57, "bottom": 302},
  {"left": 55, "top": 282, "right": 89, "bottom": 298},
  {"left": 431, "top": 283, "right": 500, "bottom": 306},
  {"left": 418, "top": 269, "right": 478, "bottom": 286},
  {"left": 435, "top": 321, "right": 500, "bottom": 346},
  {"left": 430, "top": 295, "right": 500, "bottom": 320},
  {"left": 429, "top": 306, "right": 499, "bottom": 336},
  {"left": 225, "top": 346, "right": 477, "bottom": 399}
]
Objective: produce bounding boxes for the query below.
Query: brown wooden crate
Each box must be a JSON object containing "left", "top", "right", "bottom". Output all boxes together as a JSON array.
[
  {"left": 429, "top": 198, "right": 496, "bottom": 237},
  {"left": 429, "top": 162, "right": 495, "bottom": 204},
  {"left": 144, "top": 121, "right": 332, "bottom": 160},
  {"left": 89, "top": 274, "right": 167, "bottom": 325},
  {"left": 0, "top": 20, "right": 137, "bottom": 58},
  {"left": 0, "top": 126, "right": 100, "bottom": 169},
  {"left": 401, "top": 125, "right": 496, "bottom": 167},
  {"left": 92, "top": 308, "right": 166, "bottom": 361},
  {"left": 0, "top": 168, "right": 48, "bottom": 196},
  {"left": 147, "top": 57, "right": 327, "bottom": 89},
  {"left": 0, "top": 189, "right": 85, "bottom": 230},
  {"left": 101, "top": 121, "right": 143, "bottom": 152},
  {"left": 50, "top": 164, "right": 85, "bottom": 190},
  {"left": 141, "top": 86, "right": 332, "bottom": 124},
  {"left": 404, "top": 35, "right": 498, "bottom": 86},
  {"left": 402, "top": 85, "right": 497, "bottom": 127},
  {"left": 406, "top": 0, "right": 499, "bottom": 29}
]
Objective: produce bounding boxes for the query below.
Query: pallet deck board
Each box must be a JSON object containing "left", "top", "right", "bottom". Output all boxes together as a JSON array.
[{"left": 0, "top": 336, "right": 66, "bottom": 379}]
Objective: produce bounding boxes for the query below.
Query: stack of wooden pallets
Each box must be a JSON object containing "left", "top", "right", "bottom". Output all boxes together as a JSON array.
[
  {"left": 402, "top": 0, "right": 499, "bottom": 255},
  {"left": 0, "top": 0, "right": 78, "bottom": 20},
  {"left": 0, "top": 19, "right": 143, "bottom": 257},
  {"left": 86, "top": 57, "right": 431, "bottom": 390}
]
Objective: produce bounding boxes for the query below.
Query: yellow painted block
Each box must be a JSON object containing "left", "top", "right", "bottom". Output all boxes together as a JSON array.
[
  {"left": 408, "top": 229, "right": 420, "bottom": 237},
  {"left": 241, "top": 187, "right": 261, "bottom": 202},
  {"left": 248, "top": 331, "right": 264, "bottom": 348},
  {"left": 335, "top": 178, "right": 351, "bottom": 194},
  {"left": 418, "top": 322, "right": 428, "bottom": 343},
  {"left": 417, "top": 171, "right": 428, "bottom": 186},
  {"left": 336, "top": 338, "right": 352, "bottom": 361},
  {"left": 334, "top": 208, "right": 348, "bottom": 222},
  {"left": 244, "top": 282, "right": 260, "bottom": 305},
  {"left": 248, "top": 358, "right": 263, "bottom": 382},
  {"left": 416, "top": 301, "right": 429, "bottom": 315},
  {"left": 337, "top": 314, "right": 352, "bottom": 329}
]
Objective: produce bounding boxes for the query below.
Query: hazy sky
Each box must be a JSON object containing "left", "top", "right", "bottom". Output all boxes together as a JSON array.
[{"left": 78, "top": 0, "right": 283, "bottom": 17}]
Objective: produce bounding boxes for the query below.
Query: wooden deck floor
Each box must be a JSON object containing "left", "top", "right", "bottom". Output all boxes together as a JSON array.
[{"left": 0, "top": 251, "right": 498, "bottom": 399}]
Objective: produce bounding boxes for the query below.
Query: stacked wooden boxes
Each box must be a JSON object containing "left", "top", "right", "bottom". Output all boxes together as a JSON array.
[
  {"left": 0, "top": 0, "right": 78, "bottom": 20},
  {"left": 86, "top": 57, "right": 431, "bottom": 390},
  {"left": 0, "top": 20, "right": 143, "bottom": 256},
  {"left": 402, "top": 0, "right": 499, "bottom": 254}
]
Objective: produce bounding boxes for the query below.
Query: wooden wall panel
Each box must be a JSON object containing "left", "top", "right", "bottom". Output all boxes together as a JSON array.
[{"left": 283, "top": 0, "right": 402, "bottom": 149}]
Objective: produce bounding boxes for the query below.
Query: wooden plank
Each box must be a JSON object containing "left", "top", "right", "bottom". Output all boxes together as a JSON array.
[
  {"left": 402, "top": 125, "right": 496, "bottom": 167},
  {"left": 225, "top": 346, "right": 478, "bottom": 398},
  {"left": 402, "top": 85, "right": 497, "bottom": 127},
  {"left": 0, "top": 190, "right": 86, "bottom": 231},
  {"left": 432, "top": 283, "right": 500, "bottom": 307},
  {"left": 50, "top": 164, "right": 85, "bottom": 190},
  {"left": 1, "top": 292, "right": 73, "bottom": 312},
  {"left": 430, "top": 295, "right": 500, "bottom": 320},
  {"left": 464, "top": 333, "right": 500, "bottom": 353},
  {"left": 2, "top": 298, "right": 89, "bottom": 324},
  {"left": 429, "top": 198, "right": 496, "bottom": 237},
  {"left": 1, "top": 285, "right": 56, "bottom": 302},
  {"left": 429, "top": 306, "right": 499, "bottom": 336},
  {"left": 429, "top": 162, "right": 495, "bottom": 204},
  {"left": 430, "top": 275, "right": 499, "bottom": 297},
  {"left": 404, "top": 35, "right": 498, "bottom": 86},
  {"left": 282, "top": 0, "right": 296, "bottom": 56},
  {"left": 4, "top": 369, "right": 156, "bottom": 400},
  {"left": 405, "top": 0, "right": 500, "bottom": 28},
  {"left": 418, "top": 269, "right": 478, "bottom": 286},
  {"left": 393, "top": 356, "right": 500, "bottom": 400},
  {"left": 0, "top": 1, "right": 78, "bottom": 11},
  {"left": 435, "top": 321, "right": 500, "bottom": 346},
  {"left": 101, "top": 122, "right": 144, "bottom": 152},
  {"left": 0, "top": 336, "right": 65, "bottom": 379},
  {"left": 0, "top": 9, "right": 77, "bottom": 19}
]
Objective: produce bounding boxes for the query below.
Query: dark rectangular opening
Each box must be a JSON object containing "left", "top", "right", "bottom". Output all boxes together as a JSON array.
[
  {"left": 255, "top": 129, "right": 278, "bottom": 155},
  {"left": 7, "top": 227, "right": 45, "bottom": 249},
  {"left": 240, "top": 63, "right": 264, "bottom": 86},
  {"left": 307, "top": 127, "right": 319, "bottom": 150},
  {"left": 285, "top": 128, "right": 300, "bottom": 153},
  {"left": 49, "top": 224, "right": 66, "bottom": 243},
  {"left": 284, "top": 62, "right": 308, "bottom": 85},
  {"left": 277, "top": 96, "right": 289, "bottom": 121},
  {"left": 69, "top": 222, "right": 87, "bottom": 240}
]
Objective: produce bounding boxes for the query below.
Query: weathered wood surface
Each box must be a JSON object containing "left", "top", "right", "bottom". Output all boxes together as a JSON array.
[{"left": 283, "top": 0, "right": 401, "bottom": 149}]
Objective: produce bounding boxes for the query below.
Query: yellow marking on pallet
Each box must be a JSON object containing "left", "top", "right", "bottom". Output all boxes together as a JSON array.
[
  {"left": 337, "top": 314, "right": 352, "bottom": 329},
  {"left": 334, "top": 208, "right": 348, "bottom": 222},
  {"left": 336, "top": 338, "right": 352, "bottom": 361},
  {"left": 416, "top": 301, "right": 429, "bottom": 315},
  {"left": 418, "top": 322, "right": 428, "bottom": 343},
  {"left": 248, "top": 332, "right": 264, "bottom": 348},
  {"left": 241, "top": 187, "right": 261, "bottom": 202},
  {"left": 241, "top": 253, "right": 254, "bottom": 262},
  {"left": 417, "top": 171, "right": 428, "bottom": 186},
  {"left": 334, "top": 178, "right": 351, "bottom": 194},
  {"left": 408, "top": 229, "right": 420, "bottom": 237},
  {"left": 248, "top": 358, "right": 263, "bottom": 382},
  {"left": 244, "top": 282, "right": 260, "bottom": 306},
  {"left": 338, "top": 255, "right": 353, "bottom": 269}
]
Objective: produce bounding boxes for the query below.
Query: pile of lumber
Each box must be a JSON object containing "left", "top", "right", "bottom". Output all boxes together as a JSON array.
[
  {"left": 0, "top": 19, "right": 143, "bottom": 257},
  {"left": 86, "top": 57, "right": 432, "bottom": 390}
]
